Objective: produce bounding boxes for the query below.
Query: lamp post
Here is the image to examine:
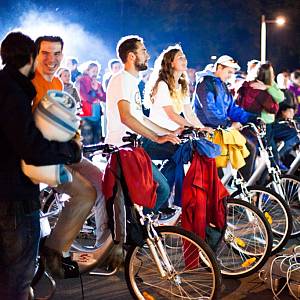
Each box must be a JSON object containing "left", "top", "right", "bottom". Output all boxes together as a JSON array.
[{"left": 260, "top": 15, "right": 285, "bottom": 63}]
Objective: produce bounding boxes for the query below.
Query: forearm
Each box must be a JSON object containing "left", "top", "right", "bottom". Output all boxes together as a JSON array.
[
  {"left": 167, "top": 111, "right": 191, "bottom": 127},
  {"left": 183, "top": 105, "right": 204, "bottom": 128},
  {"left": 143, "top": 116, "right": 173, "bottom": 135},
  {"left": 121, "top": 114, "right": 160, "bottom": 142}
]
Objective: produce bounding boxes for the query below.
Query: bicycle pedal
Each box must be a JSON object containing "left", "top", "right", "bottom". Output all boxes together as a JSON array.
[{"left": 241, "top": 257, "right": 256, "bottom": 268}]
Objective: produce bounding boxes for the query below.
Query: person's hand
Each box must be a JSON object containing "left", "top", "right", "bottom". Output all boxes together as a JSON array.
[
  {"left": 73, "top": 131, "right": 82, "bottom": 148},
  {"left": 155, "top": 133, "right": 180, "bottom": 145},
  {"left": 250, "top": 80, "right": 267, "bottom": 90},
  {"left": 172, "top": 127, "right": 184, "bottom": 136},
  {"left": 230, "top": 122, "right": 243, "bottom": 130}
]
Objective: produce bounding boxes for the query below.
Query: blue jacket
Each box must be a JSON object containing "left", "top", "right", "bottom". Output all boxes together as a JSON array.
[
  {"left": 172, "top": 138, "right": 221, "bottom": 206},
  {"left": 192, "top": 71, "right": 254, "bottom": 128}
]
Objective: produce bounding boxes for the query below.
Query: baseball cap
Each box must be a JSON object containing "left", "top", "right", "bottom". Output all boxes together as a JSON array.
[{"left": 213, "top": 55, "right": 240, "bottom": 71}]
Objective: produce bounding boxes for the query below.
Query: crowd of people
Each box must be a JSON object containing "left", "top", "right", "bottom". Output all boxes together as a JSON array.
[
  {"left": 0, "top": 30, "right": 300, "bottom": 300},
  {"left": 58, "top": 44, "right": 300, "bottom": 169}
]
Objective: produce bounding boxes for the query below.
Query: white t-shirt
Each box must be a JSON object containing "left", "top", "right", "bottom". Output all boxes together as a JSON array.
[
  {"left": 149, "top": 81, "right": 190, "bottom": 131},
  {"left": 105, "top": 70, "right": 143, "bottom": 146}
]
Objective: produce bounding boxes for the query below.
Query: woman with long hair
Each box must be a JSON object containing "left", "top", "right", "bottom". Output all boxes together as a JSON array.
[
  {"left": 144, "top": 44, "right": 203, "bottom": 131},
  {"left": 142, "top": 45, "right": 206, "bottom": 195},
  {"left": 237, "top": 62, "right": 292, "bottom": 170}
]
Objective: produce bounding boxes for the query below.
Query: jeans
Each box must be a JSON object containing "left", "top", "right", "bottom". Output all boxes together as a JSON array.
[
  {"left": 141, "top": 138, "right": 177, "bottom": 211},
  {"left": 0, "top": 208, "right": 40, "bottom": 300},
  {"left": 151, "top": 162, "right": 170, "bottom": 212},
  {"left": 141, "top": 138, "right": 179, "bottom": 189}
]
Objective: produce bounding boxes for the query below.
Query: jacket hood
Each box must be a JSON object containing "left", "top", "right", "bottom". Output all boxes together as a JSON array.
[{"left": 195, "top": 70, "right": 216, "bottom": 82}]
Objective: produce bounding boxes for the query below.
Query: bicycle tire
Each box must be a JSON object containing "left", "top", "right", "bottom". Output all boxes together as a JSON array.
[
  {"left": 125, "top": 226, "right": 221, "bottom": 300},
  {"left": 217, "top": 198, "right": 272, "bottom": 278},
  {"left": 268, "top": 175, "right": 300, "bottom": 237},
  {"left": 232, "top": 186, "right": 292, "bottom": 254}
]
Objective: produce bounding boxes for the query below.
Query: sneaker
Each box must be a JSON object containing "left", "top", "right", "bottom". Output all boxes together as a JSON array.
[
  {"left": 41, "top": 246, "right": 79, "bottom": 279},
  {"left": 158, "top": 208, "right": 177, "bottom": 220},
  {"left": 62, "top": 256, "right": 80, "bottom": 278},
  {"left": 158, "top": 207, "right": 181, "bottom": 226}
]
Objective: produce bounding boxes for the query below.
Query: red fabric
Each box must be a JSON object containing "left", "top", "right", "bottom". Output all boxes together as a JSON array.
[
  {"left": 78, "top": 74, "right": 106, "bottom": 117},
  {"left": 102, "top": 147, "right": 157, "bottom": 209},
  {"left": 237, "top": 81, "right": 279, "bottom": 114},
  {"left": 181, "top": 153, "right": 228, "bottom": 268}
]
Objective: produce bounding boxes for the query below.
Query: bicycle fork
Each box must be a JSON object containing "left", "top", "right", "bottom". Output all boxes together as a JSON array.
[{"left": 146, "top": 223, "right": 174, "bottom": 279}]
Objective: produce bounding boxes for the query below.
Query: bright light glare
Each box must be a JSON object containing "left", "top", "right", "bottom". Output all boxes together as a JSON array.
[
  {"left": 210, "top": 55, "right": 217, "bottom": 60},
  {"left": 12, "top": 10, "right": 113, "bottom": 66},
  {"left": 276, "top": 17, "right": 285, "bottom": 26}
]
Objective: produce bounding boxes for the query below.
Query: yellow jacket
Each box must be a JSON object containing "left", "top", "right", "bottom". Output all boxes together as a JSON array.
[{"left": 212, "top": 129, "right": 249, "bottom": 170}]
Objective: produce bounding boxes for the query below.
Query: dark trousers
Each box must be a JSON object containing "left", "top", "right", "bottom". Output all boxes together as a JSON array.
[
  {"left": 273, "top": 122, "right": 300, "bottom": 159},
  {"left": 239, "top": 129, "right": 258, "bottom": 181},
  {"left": 0, "top": 208, "right": 40, "bottom": 300}
]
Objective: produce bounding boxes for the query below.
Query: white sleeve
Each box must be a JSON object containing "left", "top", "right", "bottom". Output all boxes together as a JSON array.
[
  {"left": 115, "top": 74, "right": 132, "bottom": 103},
  {"left": 183, "top": 94, "right": 191, "bottom": 105},
  {"left": 155, "top": 81, "right": 172, "bottom": 107}
]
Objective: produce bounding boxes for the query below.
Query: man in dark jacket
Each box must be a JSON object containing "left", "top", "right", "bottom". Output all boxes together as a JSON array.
[{"left": 0, "top": 32, "right": 81, "bottom": 300}]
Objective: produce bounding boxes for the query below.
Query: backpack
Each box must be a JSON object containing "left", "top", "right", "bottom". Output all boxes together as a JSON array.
[{"left": 106, "top": 152, "right": 145, "bottom": 247}]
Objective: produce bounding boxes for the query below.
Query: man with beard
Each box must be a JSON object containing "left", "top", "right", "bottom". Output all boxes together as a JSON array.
[
  {"left": 31, "top": 36, "right": 104, "bottom": 279},
  {"left": 0, "top": 32, "right": 81, "bottom": 299},
  {"left": 105, "top": 35, "right": 180, "bottom": 211}
]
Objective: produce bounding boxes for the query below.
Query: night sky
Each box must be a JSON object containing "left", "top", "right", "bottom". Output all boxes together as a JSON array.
[{"left": 0, "top": 0, "right": 299, "bottom": 73}]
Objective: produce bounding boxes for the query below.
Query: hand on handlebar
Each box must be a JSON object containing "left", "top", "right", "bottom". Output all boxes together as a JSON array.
[
  {"left": 172, "top": 126, "right": 185, "bottom": 136},
  {"left": 156, "top": 134, "right": 181, "bottom": 145},
  {"left": 230, "top": 122, "right": 243, "bottom": 130}
]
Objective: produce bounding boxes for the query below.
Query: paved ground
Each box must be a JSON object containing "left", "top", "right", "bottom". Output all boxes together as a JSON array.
[{"left": 34, "top": 238, "right": 300, "bottom": 300}]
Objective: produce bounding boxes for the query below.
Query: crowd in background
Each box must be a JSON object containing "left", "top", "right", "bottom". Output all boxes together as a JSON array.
[{"left": 56, "top": 55, "right": 300, "bottom": 148}]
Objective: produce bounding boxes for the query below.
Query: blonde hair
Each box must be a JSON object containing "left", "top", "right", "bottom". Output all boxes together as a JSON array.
[{"left": 144, "top": 44, "right": 189, "bottom": 113}]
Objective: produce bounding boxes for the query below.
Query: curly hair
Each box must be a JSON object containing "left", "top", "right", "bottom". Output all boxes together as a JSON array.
[{"left": 144, "top": 44, "right": 189, "bottom": 112}]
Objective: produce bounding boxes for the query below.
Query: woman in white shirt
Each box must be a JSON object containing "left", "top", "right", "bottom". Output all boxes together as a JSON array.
[
  {"left": 144, "top": 44, "right": 204, "bottom": 131},
  {"left": 142, "top": 44, "right": 205, "bottom": 194}
]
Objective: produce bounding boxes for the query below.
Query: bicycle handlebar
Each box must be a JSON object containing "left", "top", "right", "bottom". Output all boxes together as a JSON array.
[{"left": 178, "top": 126, "right": 210, "bottom": 140}]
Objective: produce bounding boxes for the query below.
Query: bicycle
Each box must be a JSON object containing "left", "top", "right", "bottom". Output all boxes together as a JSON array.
[
  {"left": 32, "top": 134, "right": 222, "bottom": 300},
  {"left": 235, "top": 121, "right": 300, "bottom": 237},
  {"left": 170, "top": 128, "right": 273, "bottom": 278},
  {"left": 218, "top": 123, "right": 293, "bottom": 254}
]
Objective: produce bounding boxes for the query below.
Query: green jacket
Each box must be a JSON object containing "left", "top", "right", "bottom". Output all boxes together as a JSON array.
[{"left": 261, "top": 82, "right": 284, "bottom": 124}]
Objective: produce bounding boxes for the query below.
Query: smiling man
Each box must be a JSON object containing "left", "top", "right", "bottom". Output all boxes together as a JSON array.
[
  {"left": 30, "top": 36, "right": 104, "bottom": 279},
  {"left": 31, "top": 36, "right": 63, "bottom": 111}
]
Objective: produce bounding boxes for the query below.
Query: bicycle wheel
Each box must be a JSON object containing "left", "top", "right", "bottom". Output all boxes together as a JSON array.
[
  {"left": 268, "top": 175, "right": 300, "bottom": 237},
  {"left": 232, "top": 186, "right": 292, "bottom": 254},
  {"left": 125, "top": 226, "right": 221, "bottom": 300},
  {"left": 41, "top": 187, "right": 64, "bottom": 228},
  {"left": 217, "top": 199, "right": 272, "bottom": 278}
]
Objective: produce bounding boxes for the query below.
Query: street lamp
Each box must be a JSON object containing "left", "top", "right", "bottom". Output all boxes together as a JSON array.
[{"left": 260, "top": 15, "right": 285, "bottom": 63}]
